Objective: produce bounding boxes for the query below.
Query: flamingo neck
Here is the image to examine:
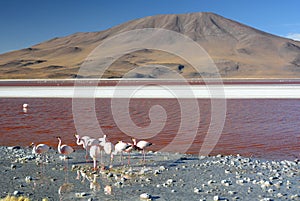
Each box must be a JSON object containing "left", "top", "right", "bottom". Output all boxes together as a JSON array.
[
  {"left": 57, "top": 138, "right": 62, "bottom": 153},
  {"left": 76, "top": 137, "right": 83, "bottom": 146},
  {"left": 32, "top": 145, "right": 36, "bottom": 154}
]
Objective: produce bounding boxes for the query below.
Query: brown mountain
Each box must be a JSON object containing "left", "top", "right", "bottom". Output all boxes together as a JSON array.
[{"left": 1, "top": 12, "right": 300, "bottom": 79}]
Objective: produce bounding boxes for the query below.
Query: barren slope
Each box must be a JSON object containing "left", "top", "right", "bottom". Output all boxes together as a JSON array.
[{"left": 1, "top": 12, "right": 300, "bottom": 79}]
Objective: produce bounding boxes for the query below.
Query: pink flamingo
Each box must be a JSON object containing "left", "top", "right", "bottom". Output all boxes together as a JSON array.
[
  {"left": 31, "top": 142, "right": 50, "bottom": 155},
  {"left": 30, "top": 142, "right": 50, "bottom": 172},
  {"left": 57, "top": 137, "right": 74, "bottom": 169}
]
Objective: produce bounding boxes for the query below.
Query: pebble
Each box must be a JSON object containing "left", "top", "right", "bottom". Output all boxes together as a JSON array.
[
  {"left": 236, "top": 179, "right": 246, "bottom": 185},
  {"left": 221, "top": 180, "right": 231, "bottom": 186},
  {"left": 166, "top": 179, "right": 175, "bottom": 185},
  {"left": 193, "top": 187, "right": 202, "bottom": 193},
  {"left": 290, "top": 194, "right": 299, "bottom": 200},
  {"left": 25, "top": 176, "right": 32, "bottom": 183},
  {"left": 75, "top": 192, "right": 88, "bottom": 197},
  {"left": 207, "top": 180, "right": 216, "bottom": 185},
  {"left": 140, "top": 193, "right": 151, "bottom": 199},
  {"left": 264, "top": 181, "right": 272, "bottom": 187},
  {"left": 276, "top": 193, "right": 284, "bottom": 198},
  {"left": 13, "top": 190, "right": 21, "bottom": 196},
  {"left": 228, "top": 191, "right": 236, "bottom": 195},
  {"left": 259, "top": 198, "right": 272, "bottom": 201},
  {"left": 199, "top": 156, "right": 206, "bottom": 160},
  {"left": 114, "top": 181, "right": 123, "bottom": 187}
]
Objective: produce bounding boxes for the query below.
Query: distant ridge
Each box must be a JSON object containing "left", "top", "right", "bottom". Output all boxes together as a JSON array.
[{"left": 1, "top": 12, "right": 300, "bottom": 79}]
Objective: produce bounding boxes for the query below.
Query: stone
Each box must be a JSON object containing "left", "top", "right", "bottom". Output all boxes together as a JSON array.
[{"left": 140, "top": 193, "right": 151, "bottom": 199}]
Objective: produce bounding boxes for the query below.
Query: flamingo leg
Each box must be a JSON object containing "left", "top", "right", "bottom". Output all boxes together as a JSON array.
[
  {"left": 41, "top": 154, "right": 48, "bottom": 175},
  {"left": 128, "top": 153, "right": 131, "bottom": 166},
  {"left": 110, "top": 154, "right": 114, "bottom": 168},
  {"left": 85, "top": 149, "right": 89, "bottom": 162},
  {"left": 93, "top": 158, "right": 97, "bottom": 170},
  {"left": 100, "top": 150, "right": 103, "bottom": 165},
  {"left": 120, "top": 152, "right": 123, "bottom": 165},
  {"left": 64, "top": 158, "right": 69, "bottom": 182}
]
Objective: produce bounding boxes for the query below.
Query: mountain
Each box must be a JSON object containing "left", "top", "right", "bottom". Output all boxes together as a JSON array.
[{"left": 1, "top": 12, "right": 300, "bottom": 79}]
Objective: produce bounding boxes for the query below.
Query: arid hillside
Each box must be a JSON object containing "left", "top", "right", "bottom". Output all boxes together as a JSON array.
[{"left": 1, "top": 12, "right": 300, "bottom": 79}]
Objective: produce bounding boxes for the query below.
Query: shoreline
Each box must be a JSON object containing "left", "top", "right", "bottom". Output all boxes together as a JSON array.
[
  {"left": 2, "top": 78, "right": 300, "bottom": 87},
  {"left": 1, "top": 146, "right": 299, "bottom": 200}
]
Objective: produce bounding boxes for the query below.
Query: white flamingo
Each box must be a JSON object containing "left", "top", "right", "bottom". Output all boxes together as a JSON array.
[
  {"left": 89, "top": 144, "right": 102, "bottom": 170},
  {"left": 57, "top": 137, "right": 74, "bottom": 169},
  {"left": 122, "top": 138, "right": 140, "bottom": 165},
  {"left": 74, "top": 134, "right": 91, "bottom": 161},
  {"left": 99, "top": 135, "right": 115, "bottom": 166},
  {"left": 135, "top": 139, "right": 152, "bottom": 162},
  {"left": 22, "top": 103, "right": 28, "bottom": 113},
  {"left": 112, "top": 141, "right": 131, "bottom": 165}
]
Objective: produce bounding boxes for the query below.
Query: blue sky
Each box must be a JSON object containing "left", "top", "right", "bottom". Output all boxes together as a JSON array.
[{"left": 1, "top": 0, "right": 300, "bottom": 54}]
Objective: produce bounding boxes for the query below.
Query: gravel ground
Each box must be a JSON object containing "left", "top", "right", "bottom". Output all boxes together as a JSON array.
[{"left": 0, "top": 146, "right": 299, "bottom": 201}]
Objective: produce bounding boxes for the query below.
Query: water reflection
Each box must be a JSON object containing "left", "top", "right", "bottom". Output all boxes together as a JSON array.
[
  {"left": 76, "top": 170, "right": 101, "bottom": 192},
  {"left": 23, "top": 108, "right": 27, "bottom": 113},
  {"left": 58, "top": 183, "right": 74, "bottom": 201}
]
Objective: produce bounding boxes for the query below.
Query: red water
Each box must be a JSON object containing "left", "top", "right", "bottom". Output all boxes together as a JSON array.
[{"left": 0, "top": 98, "right": 299, "bottom": 160}]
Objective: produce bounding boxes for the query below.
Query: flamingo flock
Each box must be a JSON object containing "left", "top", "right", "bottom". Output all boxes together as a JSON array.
[
  {"left": 74, "top": 134, "right": 153, "bottom": 170},
  {"left": 31, "top": 134, "right": 152, "bottom": 171}
]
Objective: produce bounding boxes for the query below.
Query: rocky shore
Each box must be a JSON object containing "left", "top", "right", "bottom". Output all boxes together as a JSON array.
[{"left": 0, "top": 146, "right": 299, "bottom": 201}]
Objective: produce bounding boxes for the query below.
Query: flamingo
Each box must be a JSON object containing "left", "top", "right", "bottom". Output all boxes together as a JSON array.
[
  {"left": 30, "top": 142, "right": 50, "bottom": 172},
  {"left": 31, "top": 142, "right": 50, "bottom": 155},
  {"left": 74, "top": 134, "right": 91, "bottom": 161},
  {"left": 99, "top": 135, "right": 115, "bottom": 167},
  {"left": 23, "top": 103, "right": 28, "bottom": 113},
  {"left": 112, "top": 141, "right": 131, "bottom": 165},
  {"left": 57, "top": 137, "right": 74, "bottom": 169},
  {"left": 135, "top": 139, "right": 152, "bottom": 162},
  {"left": 121, "top": 138, "right": 141, "bottom": 165},
  {"left": 89, "top": 144, "right": 102, "bottom": 170}
]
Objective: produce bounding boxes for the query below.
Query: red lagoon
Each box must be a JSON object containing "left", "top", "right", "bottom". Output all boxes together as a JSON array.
[{"left": 0, "top": 98, "right": 299, "bottom": 160}]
